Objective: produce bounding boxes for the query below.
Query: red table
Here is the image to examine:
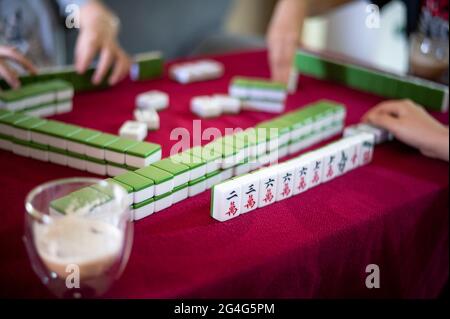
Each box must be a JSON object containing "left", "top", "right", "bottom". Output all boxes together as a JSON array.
[{"left": 0, "top": 50, "right": 448, "bottom": 298}]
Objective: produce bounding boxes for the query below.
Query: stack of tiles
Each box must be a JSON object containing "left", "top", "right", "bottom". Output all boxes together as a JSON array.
[
  {"left": 169, "top": 60, "right": 224, "bottom": 84},
  {"left": 229, "top": 77, "right": 288, "bottom": 113},
  {"left": 0, "top": 51, "right": 164, "bottom": 92},
  {"left": 295, "top": 50, "right": 449, "bottom": 112},
  {"left": 210, "top": 132, "right": 375, "bottom": 222},
  {"left": 0, "top": 80, "right": 74, "bottom": 117},
  {"left": 50, "top": 99, "right": 347, "bottom": 222},
  {"left": 0, "top": 109, "right": 161, "bottom": 175},
  {"left": 190, "top": 95, "right": 241, "bottom": 118},
  {"left": 344, "top": 123, "right": 393, "bottom": 145},
  {"left": 133, "top": 90, "right": 169, "bottom": 131}
]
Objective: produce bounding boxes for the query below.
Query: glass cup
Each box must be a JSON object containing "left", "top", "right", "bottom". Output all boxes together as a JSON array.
[
  {"left": 24, "top": 178, "right": 133, "bottom": 298},
  {"left": 409, "top": 32, "right": 449, "bottom": 82}
]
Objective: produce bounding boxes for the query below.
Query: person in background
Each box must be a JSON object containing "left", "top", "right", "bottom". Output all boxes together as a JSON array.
[
  {"left": 267, "top": 0, "right": 449, "bottom": 162},
  {"left": 0, "top": 0, "right": 130, "bottom": 89}
]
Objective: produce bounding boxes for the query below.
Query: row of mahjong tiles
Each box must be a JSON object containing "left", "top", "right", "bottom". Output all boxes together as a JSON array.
[
  {"left": 211, "top": 132, "right": 376, "bottom": 222},
  {"left": 295, "top": 50, "right": 449, "bottom": 113},
  {"left": 0, "top": 51, "right": 164, "bottom": 92},
  {"left": 49, "top": 99, "right": 347, "bottom": 221},
  {"left": 0, "top": 79, "right": 74, "bottom": 117},
  {"left": 0, "top": 109, "right": 162, "bottom": 175}
]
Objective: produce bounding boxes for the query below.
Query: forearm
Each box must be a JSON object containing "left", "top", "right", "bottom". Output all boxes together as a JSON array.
[{"left": 269, "top": 0, "right": 353, "bottom": 41}]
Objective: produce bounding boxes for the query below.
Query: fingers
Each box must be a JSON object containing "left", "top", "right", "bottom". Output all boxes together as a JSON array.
[
  {"left": 362, "top": 101, "right": 405, "bottom": 123},
  {"left": 0, "top": 60, "right": 20, "bottom": 89},
  {"left": 366, "top": 111, "right": 401, "bottom": 136},
  {"left": 92, "top": 47, "right": 113, "bottom": 84},
  {"left": 108, "top": 50, "right": 130, "bottom": 85},
  {"left": 75, "top": 32, "right": 99, "bottom": 74},
  {"left": 0, "top": 46, "right": 37, "bottom": 74},
  {"left": 269, "top": 41, "right": 295, "bottom": 84}
]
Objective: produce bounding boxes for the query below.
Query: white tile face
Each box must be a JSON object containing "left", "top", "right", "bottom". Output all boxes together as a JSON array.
[
  {"left": 13, "top": 129, "right": 31, "bottom": 141},
  {"left": 105, "top": 150, "right": 125, "bottom": 165},
  {"left": 34, "top": 105, "right": 57, "bottom": 118},
  {"left": 308, "top": 153, "right": 325, "bottom": 189},
  {"left": 322, "top": 148, "right": 340, "bottom": 183},
  {"left": 119, "top": 121, "right": 147, "bottom": 141},
  {"left": 106, "top": 164, "right": 128, "bottom": 177},
  {"left": 87, "top": 162, "right": 108, "bottom": 176},
  {"left": 206, "top": 161, "right": 221, "bottom": 174},
  {"left": 336, "top": 146, "right": 352, "bottom": 175},
  {"left": 359, "top": 134, "right": 375, "bottom": 166},
  {"left": 292, "top": 158, "right": 314, "bottom": 195},
  {"left": 56, "top": 89, "right": 74, "bottom": 101},
  {"left": 56, "top": 101, "right": 73, "bottom": 114},
  {"left": 211, "top": 180, "right": 242, "bottom": 222},
  {"left": 85, "top": 145, "right": 104, "bottom": 160},
  {"left": 267, "top": 137, "right": 280, "bottom": 152},
  {"left": 67, "top": 157, "right": 86, "bottom": 171},
  {"left": 288, "top": 140, "right": 303, "bottom": 155},
  {"left": 32, "top": 132, "right": 66, "bottom": 150},
  {"left": 29, "top": 132, "right": 48, "bottom": 145},
  {"left": 172, "top": 187, "right": 189, "bottom": 204},
  {"left": 206, "top": 173, "right": 222, "bottom": 189},
  {"left": 257, "top": 153, "right": 271, "bottom": 167},
  {"left": 235, "top": 174, "right": 260, "bottom": 214},
  {"left": 154, "top": 195, "right": 173, "bottom": 212},
  {"left": 212, "top": 95, "right": 241, "bottom": 114},
  {"left": 12, "top": 144, "right": 30, "bottom": 157},
  {"left": 189, "top": 164, "right": 207, "bottom": 181},
  {"left": 190, "top": 96, "right": 222, "bottom": 118},
  {"left": 173, "top": 171, "right": 190, "bottom": 188},
  {"left": 30, "top": 149, "right": 48, "bottom": 162},
  {"left": 48, "top": 135, "right": 67, "bottom": 150},
  {"left": 268, "top": 150, "right": 279, "bottom": 165},
  {"left": 221, "top": 154, "right": 237, "bottom": 169},
  {"left": 189, "top": 180, "right": 206, "bottom": 197},
  {"left": 257, "top": 167, "right": 278, "bottom": 208},
  {"left": 0, "top": 124, "right": 14, "bottom": 137},
  {"left": 242, "top": 100, "right": 285, "bottom": 114},
  {"left": 134, "top": 202, "right": 155, "bottom": 221},
  {"left": 125, "top": 150, "right": 162, "bottom": 169},
  {"left": 67, "top": 141, "right": 86, "bottom": 155},
  {"left": 276, "top": 164, "right": 295, "bottom": 202},
  {"left": 221, "top": 168, "right": 234, "bottom": 182},
  {"left": 278, "top": 132, "right": 290, "bottom": 146},
  {"left": 0, "top": 138, "right": 13, "bottom": 151},
  {"left": 348, "top": 142, "right": 361, "bottom": 170},
  {"left": 134, "top": 109, "right": 160, "bottom": 130},
  {"left": 278, "top": 144, "right": 289, "bottom": 159},
  {"left": 155, "top": 179, "right": 174, "bottom": 196},
  {"left": 233, "top": 162, "right": 251, "bottom": 177},
  {"left": 134, "top": 186, "right": 154, "bottom": 203},
  {"left": 136, "top": 90, "right": 169, "bottom": 111},
  {"left": 49, "top": 152, "right": 67, "bottom": 166},
  {"left": 170, "top": 60, "right": 223, "bottom": 84},
  {"left": 229, "top": 86, "right": 248, "bottom": 99},
  {"left": 287, "top": 69, "right": 299, "bottom": 93}
]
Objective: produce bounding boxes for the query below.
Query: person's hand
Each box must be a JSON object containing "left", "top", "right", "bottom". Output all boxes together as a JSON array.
[
  {"left": 362, "top": 99, "right": 449, "bottom": 162},
  {"left": 75, "top": 1, "right": 130, "bottom": 86},
  {"left": 0, "top": 46, "right": 37, "bottom": 89},
  {"left": 267, "top": 0, "right": 306, "bottom": 84}
]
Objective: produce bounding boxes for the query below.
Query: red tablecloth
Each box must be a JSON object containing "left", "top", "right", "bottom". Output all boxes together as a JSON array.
[{"left": 0, "top": 50, "right": 448, "bottom": 298}]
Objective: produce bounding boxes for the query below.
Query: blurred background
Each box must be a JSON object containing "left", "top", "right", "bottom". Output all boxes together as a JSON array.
[{"left": 64, "top": 0, "right": 409, "bottom": 73}]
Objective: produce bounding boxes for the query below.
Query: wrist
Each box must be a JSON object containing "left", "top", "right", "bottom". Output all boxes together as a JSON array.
[
  {"left": 421, "top": 126, "right": 449, "bottom": 162},
  {"left": 80, "top": 1, "right": 120, "bottom": 36}
]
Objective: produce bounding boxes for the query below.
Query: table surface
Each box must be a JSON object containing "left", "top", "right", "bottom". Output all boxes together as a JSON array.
[{"left": 0, "top": 50, "right": 448, "bottom": 298}]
